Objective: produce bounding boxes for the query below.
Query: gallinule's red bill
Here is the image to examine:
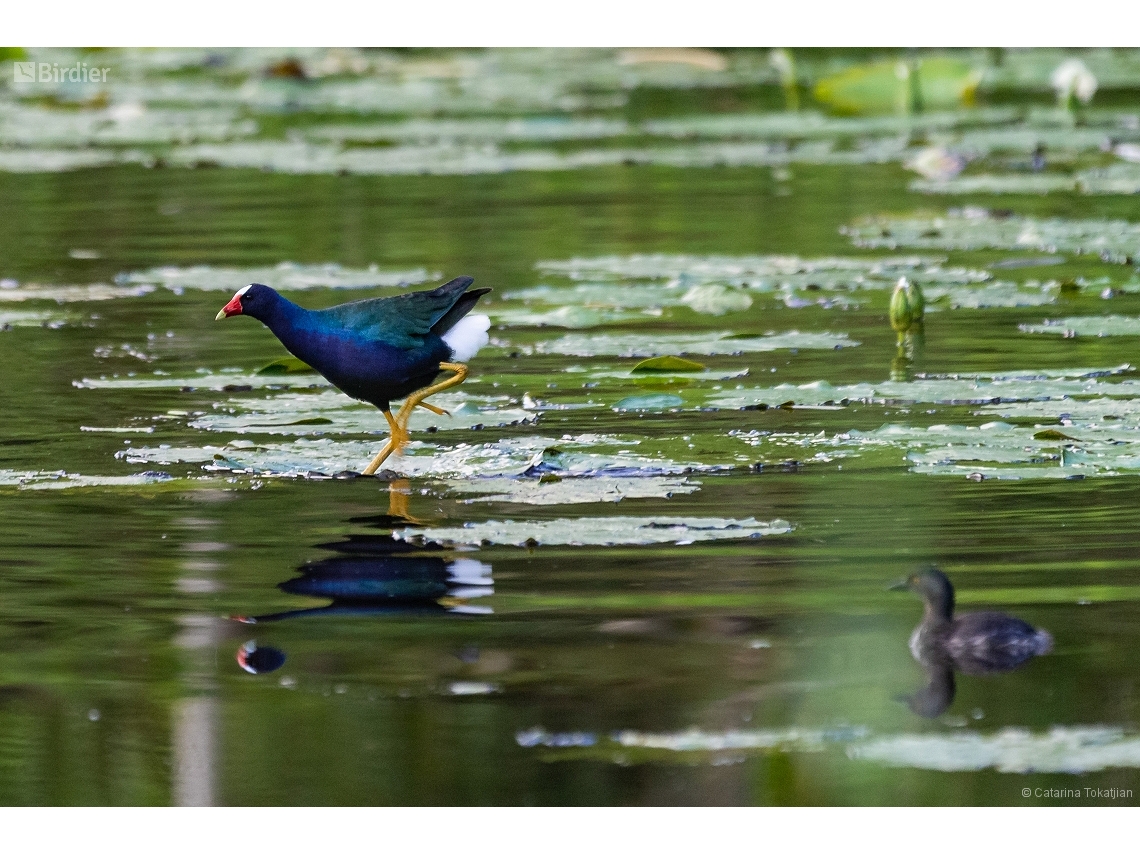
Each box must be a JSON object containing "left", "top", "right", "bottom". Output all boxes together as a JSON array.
[{"left": 216, "top": 276, "right": 490, "bottom": 474}]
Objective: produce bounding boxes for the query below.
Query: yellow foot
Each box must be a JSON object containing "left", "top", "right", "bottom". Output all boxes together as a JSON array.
[
  {"left": 417, "top": 401, "right": 450, "bottom": 416},
  {"left": 362, "top": 409, "right": 409, "bottom": 476},
  {"left": 362, "top": 363, "right": 469, "bottom": 476}
]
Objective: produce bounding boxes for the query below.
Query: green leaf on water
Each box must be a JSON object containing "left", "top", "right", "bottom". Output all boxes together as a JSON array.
[
  {"left": 814, "top": 59, "right": 981, "bottom": 115},
  {"left": 1021, "top": 316, "right": 1140, "bottom": 337},
  {"left": 631, "top": 356, "right": 707, "bottom": 373},
  {"left": 614, "top": 393, "right": 685, "bottom": 411},
  {"left": 846, "top": 210, "right": 1140, "bottom": 265},
  {"left": 1033, "top": 429, "right": 1078, "bottom": 441},
  {"left": 257, "top": 356, "right": 316, "bottom": 374},
  {"left": 394, "top": 515, "right": 794, "bottom": 548}
]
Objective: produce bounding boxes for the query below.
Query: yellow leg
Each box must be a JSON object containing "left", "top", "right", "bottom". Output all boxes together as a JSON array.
[
  {"left": 361, "top": 363, "right": 468, "bottom": 476},
  {"left": 387, "top": 478, "right": 411, "bottom": 519},
  {"left": 362, "top": 409, "right": 409, "bottom": 476},
  {"left": 417, "top": 401, "right": 449, "bottom": 416},
  {"left": 393, "top": 362, "right": 468, "bottom": 431}
]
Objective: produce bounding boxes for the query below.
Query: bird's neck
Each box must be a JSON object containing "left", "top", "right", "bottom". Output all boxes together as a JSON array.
[
  {"left": 922, "top": 592, "right": 954, "bottom": 624},
  {"left": 257, "top": 293, "right": 311, "bottom": 345}
]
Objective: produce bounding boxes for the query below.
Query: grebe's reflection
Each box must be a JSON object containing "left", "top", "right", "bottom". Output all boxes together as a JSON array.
[{"left": 891, "top": 567, "right": 1053, "bottom": 718}]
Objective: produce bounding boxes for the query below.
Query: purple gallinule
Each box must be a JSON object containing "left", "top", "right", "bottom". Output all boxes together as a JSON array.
[{"left": 216, "top": 276, "right": 490, "bottom": 474}]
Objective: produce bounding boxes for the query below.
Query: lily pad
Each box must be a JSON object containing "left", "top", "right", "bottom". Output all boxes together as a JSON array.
[
  {"left": 75, "top": 369, "right": 330, "bottom": 392},
  {"left": 523, "top": 253, "right": 1010, "bottom": 315},
  {"left": 0, "top": 309, "right": 71, "bottom": 329},
  {"left": 0, "top": 469, "right": 179, "bottom": 490},
  {"left": 709, "top": 366, "right": 1132, "bottom": 410},
  {"left": 119, "top": 433, "right": 721, "bottom": 482},
  {"left": 257, "top": 356, "right": 316, "bottom": 375},
  {"left": 849, "top": 726, "right": 1140, "bottom": 774},
  {"left": 189, "top": 391, "right": 535, "bottom": 436},
  {"left": 393, "top": 515, "right": 793, "bottom": 547},
  {"left": 1020, "top": 316, "right": 1140, "bottom": 337},
  {"left": 0, "top": 282, "right": 156, "bottom": 303},
  {"left": 845, "top": 209, "right": 1140, "bottom": 265},
  {"left": 679, "top": 283, "right": 753, "bottom": 315},
  {"left": 631, "top": 356, "right": 707, "bottom": 373},
  {"left": 535, "top": 330, "right": 856, "bottom": 358},
  {"left": 0, "top": 102, "right": 257, "bottom": 147},
  {"left": 446, "top": 476, "right": 700, "bottom": 505},
  {"left": 116, "top": 262, "right": 437, "bottom": 293},
  {"left": 613, "top": 393, "right": 685, "bottom": 411},
  {"left": 490, "top": 306, "right": 632, "bottom": 329}
]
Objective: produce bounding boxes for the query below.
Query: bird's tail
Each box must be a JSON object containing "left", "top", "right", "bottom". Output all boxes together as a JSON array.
[{"left": 1032, "top": 629, "right": 1054, "bottom": 655}]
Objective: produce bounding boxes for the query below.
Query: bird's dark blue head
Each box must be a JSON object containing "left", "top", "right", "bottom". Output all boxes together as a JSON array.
[{"left": 215, "top": 283, "right": 280, "bottom": 322}]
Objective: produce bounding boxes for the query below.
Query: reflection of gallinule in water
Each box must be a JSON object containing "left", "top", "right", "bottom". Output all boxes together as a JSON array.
[
  {"left": 233, "top": 546, "right": 493, "bottom": 624},
  {"left": 891, "top": 567, "right": 1053, "bottom": 718},
  {"left": 215, "top": 277, "right": 490, "bottom": 474}
]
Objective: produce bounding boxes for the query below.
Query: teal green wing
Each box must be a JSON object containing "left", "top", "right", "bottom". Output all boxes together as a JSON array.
[{"left": 313, "top": 277, "right": 474, "bottom": 349}]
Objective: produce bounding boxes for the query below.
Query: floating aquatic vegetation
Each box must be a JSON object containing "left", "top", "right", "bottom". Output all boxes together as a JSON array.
[
  {"left": 613, "top": 393, "right": 685, "bottom": 411},
  {"left": 1074, "top": 162, "right": 1140, "bottom": 195},
  {"left": 75, "top": 368, "right": 331, "bottom": 392},
  {"left": 0, "top": 148, "right": 120, "bottom": 172},
  {"left": 986, "top": 49, "right": 1140, "bottom": 93},
  {"left": 189, "top": 391, "right": 535, "bottom": 436},
  {"left": 0, "top": 469, "right": 177, "bottom": 490},
  {"left": 7, "top": 48, "right": 760, "bottom": 116},
  {"left": 845, "top": 209, "right": 1140, "bottom": 264},
  {"left": 0, "top": 281, "right": 155, "bottom": 303},
  {"left": 640, "top": 108, "right": 1020, "bottom": 141},
  {"left": 910, "top": 173, "right": 1078, "bottom": 195},
  {"left": 910, "top": 163, "right": 1140, "bottom": 196},
  {"left": 523, "top": 722, "right": 1140, "bottom": 775},
  {"left": 631, "top": 356, "right": 707, "bottom": 373},
  {"left": 535, "top": 253, "right": 950, "bottom": 284},
  {"left": 849, "top": 726, "right": 1140, "bottom": 774},
  {"left": 148, "top": 137, "right": 925, "bottom": 177},
  {"left": 0, "top": 102, "right": 257, "bottom": 147},
  {"left": 613, "top": 725, "right": 867, "bottom": 753},
  {"left": 0, "top": 309, "right": 71, "bottom": 328},
  {"left": 928, "top": 125, "right": 1117, "bottom": 157},
  {"left": 904, "top": 146, "right": 967, "bottom": 182},
  {"left": 394, "top": 515, "right": 793, "bottom": 547},
  {"left": 534, "top": 330, "right": 856, "bottom": 358},
  {"left": 489, "top": 305, "right": 641, "bottom": 329},
  {"left": 523, "top": 253, "right": 1008, "bottom": 315},
  {"left": 308, "top": 116, "right": 633, "bottom": 144},
  {"left": 852, "top": 421, "right": 1140, "bottom": 480},
  {"left": 679, "top": 283, "right": 753, "bottom": 315},
  {"left": 709, "top": 366, "right": 1132, "bottom": 410},
  {"left": 119, "top": 433, "right": 717, "bottom": 482},
  {"left": 257, "top": 356, "right": 315, "bottom": 374},
  {"left": 1021, "top": 316, "right": 1140, "bottom": 337},
  {"left": 446, "top": 475, "right": 700, "bottom": 505},
  {"left": 976, "top": 394, "right": 1140, "bottom": 422},
  {"left": 924, "top": 280, "right": 1061, "bottom": 309},
  {"left": 116, "top": 262, "right": 437, "bottom": 293}
]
